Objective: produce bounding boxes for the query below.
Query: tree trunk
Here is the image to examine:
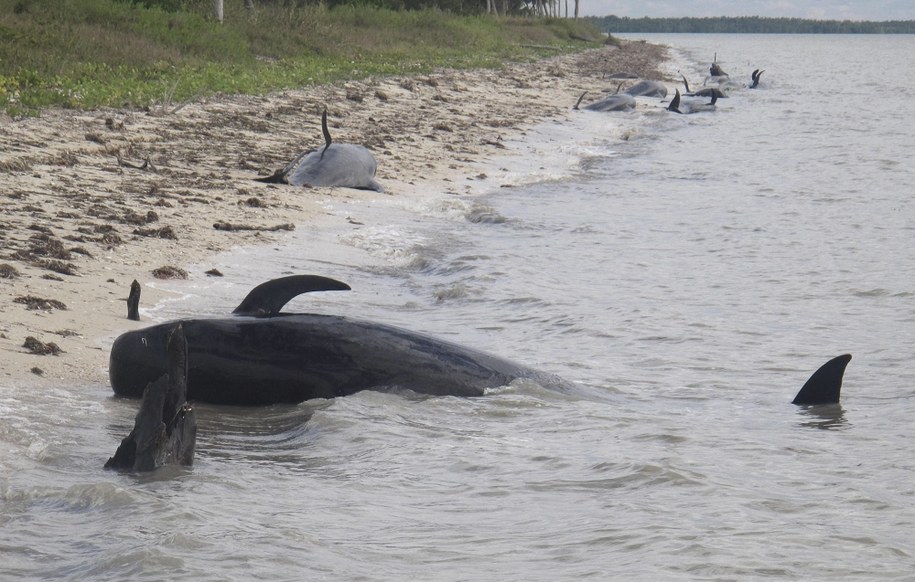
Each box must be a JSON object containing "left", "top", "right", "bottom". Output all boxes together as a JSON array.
[
  {"left": 214, "top": 0, "right": 224, "bottom": 23},
  {"left": 245, "top": 0, "right": 254, "bottom": 8},
  {"left": 574, "top": 0, "right": 579, "bottom": 18}
]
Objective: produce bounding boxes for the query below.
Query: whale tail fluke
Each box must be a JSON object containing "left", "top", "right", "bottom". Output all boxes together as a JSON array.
[
  {"left": 792, "top": 354, "right": 852, "bottom": 405},
  {"left": 233, "top": 274, "right": 351, "bottom": 317},
  {"left": 750, "top": 69, "right": 764, "bottom": 88}
]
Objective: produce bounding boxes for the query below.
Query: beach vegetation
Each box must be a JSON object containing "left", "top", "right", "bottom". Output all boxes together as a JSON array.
[{"left": 0, "top": 0, "right": 602, "bottom": 115}]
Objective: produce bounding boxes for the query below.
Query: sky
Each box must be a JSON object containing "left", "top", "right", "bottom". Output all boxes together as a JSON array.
[{"left": 578, "top": 0, "right": 915, "bottom": 20}]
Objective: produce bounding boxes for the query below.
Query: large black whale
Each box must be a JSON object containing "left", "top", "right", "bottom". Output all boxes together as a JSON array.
[{"left": 109, "top": 275, "right": 568, "bottom": 405}]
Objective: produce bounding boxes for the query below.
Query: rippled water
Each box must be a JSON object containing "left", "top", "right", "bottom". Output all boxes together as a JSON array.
[{"left": 3, "top": 35, "right": 915, "bottom": 580}]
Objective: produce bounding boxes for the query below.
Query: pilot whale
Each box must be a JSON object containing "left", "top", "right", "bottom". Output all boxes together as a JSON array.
[
  {"left": 109, "top": 275, "right": 568, "bottom": 406},
  {"left": 573, "top": 90, "right": 635, "bottom": 112},
  {"left": 623, "top": 79, "right": 667, "bottom": 98},
  {"left": 256, "top": 110, "right": 383, "bottom": 192},
  {"left": 667, "top": 89, "right": 719, "bottom": 114}
]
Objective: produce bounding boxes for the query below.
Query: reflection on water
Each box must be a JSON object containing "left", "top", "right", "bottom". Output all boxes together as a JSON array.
[{"left": 796, "top": 403, "right": 848, "bottom": 430}]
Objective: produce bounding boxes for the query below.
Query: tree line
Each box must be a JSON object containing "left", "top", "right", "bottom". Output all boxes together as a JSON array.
[
  {"left": 585, "top": 15, "right": 915, "bottom": 34},
  {"left": 123, "top": 0, "right": 578, "bottom": 17}
]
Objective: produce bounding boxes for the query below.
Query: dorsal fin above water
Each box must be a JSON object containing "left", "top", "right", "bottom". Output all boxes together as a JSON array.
[
  {"left": 792, "top": 354, "right": 852, "bottom": 405},
  {"left": 232, "top": 275, "right": 351, "bottom": 317},
  {"left": 667, "top": 89, "right": 682, "bottom": 113}
]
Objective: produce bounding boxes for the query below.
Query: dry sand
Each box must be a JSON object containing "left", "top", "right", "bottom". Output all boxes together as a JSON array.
[{"left": 0, "top": 40, "right": 669, "bottom": 387}]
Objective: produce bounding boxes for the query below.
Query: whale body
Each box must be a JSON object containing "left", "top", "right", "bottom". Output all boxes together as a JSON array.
[
  {"left": 574, "top": 91, "right": 636, "bottom": 112},
  {"left": 109, "top": 275, "right": 567, "bottom": 406},
  {"left": 623, "top": 80, "right": 668, "bottom": 98},
  {"left": 256, "top": 110, "right": 383, "bottom": 192}
]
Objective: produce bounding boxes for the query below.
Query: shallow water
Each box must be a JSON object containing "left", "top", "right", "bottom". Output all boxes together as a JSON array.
[{"left": 3, "top": 34, "right": 915, "bottom": 580}]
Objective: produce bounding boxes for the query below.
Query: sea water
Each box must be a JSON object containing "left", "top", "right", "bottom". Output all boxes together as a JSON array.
[{"left": 2, "top": 34, "right": 915, "bottom": 580}]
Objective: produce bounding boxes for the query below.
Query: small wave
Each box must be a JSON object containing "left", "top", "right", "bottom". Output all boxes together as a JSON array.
[
  {"left": 432, "top": 282, "right": 474, "bottom": 302},
  {"left": 465, "top": 204, "right": 507, "bottom": 224},
  {"left": 3, "top": 481, "right": 139, "bottom": 512}
]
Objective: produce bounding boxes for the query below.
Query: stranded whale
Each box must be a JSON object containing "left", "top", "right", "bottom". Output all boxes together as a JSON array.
[
  {"left": 109, "top": 275, "right": 568, "bottom": 406},
  {"left": 256, "top": 110, "right": 383, "bottom": 192},
  {"left": 622, "top": 79, "right": 668, "bottom": 98},
  {"left": 573, "top": 90, "right": 636, "bottom": 112},
  {"left": 667, "top": 89, "right": 719, "bottom": 114}
]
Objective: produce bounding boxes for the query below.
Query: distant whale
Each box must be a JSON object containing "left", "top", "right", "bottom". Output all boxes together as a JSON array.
[
  {"left": 680, "top": 74, "right": 727, "bottom": 98},
  {"left": 623, "top": 80, "right": 668, "bottom": 98},
  {"left": 573, "top": 90, "right": 635, "bottom": 112},
  {"left": 792, "top": 354, "right": 852, "bottom": 405},
  {"left": 709, "top": 53, "right": 727, "bottom": 78},
  {"left": 666, "top": 89, "right": 718, "bottom": 114},
  {"left": 109, "top": 275, "right": 569, "bottom": 406},
  {"left": 256, "top": 110, "right": 383, "bottom": 192}
]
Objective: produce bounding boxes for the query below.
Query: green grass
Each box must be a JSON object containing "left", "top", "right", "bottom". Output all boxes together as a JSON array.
[{"left": 0, "top": 0, "right": 602, "bottom": 115}]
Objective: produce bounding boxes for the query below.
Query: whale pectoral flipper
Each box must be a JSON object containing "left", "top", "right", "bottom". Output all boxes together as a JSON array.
[
  {"left": 232, "top": 274, "right": 351, "bottom": 316},
  {"left": 792, "top": 354, "right": 852, "bottom": 405}
]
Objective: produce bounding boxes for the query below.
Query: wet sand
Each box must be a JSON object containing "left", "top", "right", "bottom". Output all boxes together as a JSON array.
[{"left": 0, "top": 41, "right": 668, "bottom": 385}]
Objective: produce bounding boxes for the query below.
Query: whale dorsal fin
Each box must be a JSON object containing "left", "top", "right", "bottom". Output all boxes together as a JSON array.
[
  {"left": 792, "top": 354, "right": 852, "bottom": 405},
  {"left": 232, "top": 275, "right": 351, "bottom": 317},
  {"left": 319, "top": 108, "right": 332, "bottom": 161},
  {"left": 667, "top": 89, "right": 682, "bottom": 113},
  {"left": 573, "top": 91, "right": 588, "bottom": 110},
  {"left": 681, "top": 74, "right": 691, "bottom": 93}
]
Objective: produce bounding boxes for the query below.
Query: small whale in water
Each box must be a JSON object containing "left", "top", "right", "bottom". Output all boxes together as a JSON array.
[
  {"left": 666, "top": 89, "right": 719, "bottom": 114},
  {"left": 573, "top": 90, "right": 636, "bottom": 112},
  {"left": 709, "top": 53, "right": 727, "bottom": 77},
  {"left": 623, "top": 79, "right": 668, "bottom": 98},
  {"left": 681, "top": 74, "right": 727, "bottom": 98}
]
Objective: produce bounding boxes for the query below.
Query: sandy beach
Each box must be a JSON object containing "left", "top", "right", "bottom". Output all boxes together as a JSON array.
[{"left": 0, "top": 40, "right": 668, "bottom": 386}]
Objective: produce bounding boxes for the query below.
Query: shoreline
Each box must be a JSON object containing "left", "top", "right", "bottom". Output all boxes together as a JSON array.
[{"left": 0, "top": 41, "right": 669, "bottom": 387}]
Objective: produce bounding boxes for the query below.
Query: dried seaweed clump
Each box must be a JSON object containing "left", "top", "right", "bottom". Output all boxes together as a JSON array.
[
  {"left": 152, "top": 266, "right": 188, "bottom": 280},
  {"left": 213, "top": 221, "right": 294, "bottom": 232},
  {"left": 134, "top": 225, "right": 178, "bottom": 240},
  {"left": 23, "top": 336, "right": 62, "bottom": 356},
  {"left": 35, "top": 259, "right": 78, "bottom": 276},
  {"left": 14, "top": 295, "right": 68, "bottom": 311},
  {"left": 14, "top": 233, "right": 72, "bottom": 261},
  {"left": 0, "top": 263, "right": 20, "bottom": 279}
]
